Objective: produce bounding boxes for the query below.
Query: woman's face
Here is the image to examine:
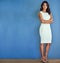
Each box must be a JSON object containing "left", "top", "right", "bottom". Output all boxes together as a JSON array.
[{"left": 42, "top": 3, "right": 47, "bottom": 10}]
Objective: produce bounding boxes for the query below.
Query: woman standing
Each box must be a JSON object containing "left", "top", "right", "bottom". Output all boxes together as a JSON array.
[{"left": 38, "top": 1, "right": 53, "bottom": 63}]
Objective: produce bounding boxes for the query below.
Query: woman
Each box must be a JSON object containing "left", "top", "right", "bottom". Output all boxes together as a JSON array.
[{"left": 38, "top": 1, "right": 53, "bottom": 63}]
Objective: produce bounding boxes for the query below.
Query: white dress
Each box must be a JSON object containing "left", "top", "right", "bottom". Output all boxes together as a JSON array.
[{"left": 39, "top": 11, "right": 52, "bottom": 43}]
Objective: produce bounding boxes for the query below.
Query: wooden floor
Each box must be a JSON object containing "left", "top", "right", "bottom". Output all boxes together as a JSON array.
[{"left": 0, "top": 59, "right": 60, "bottom": 63}]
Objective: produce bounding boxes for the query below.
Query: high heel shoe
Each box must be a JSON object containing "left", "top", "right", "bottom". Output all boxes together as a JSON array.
[
  {"left": 44, "top": 57, "right": 49, "bottom": 63},
  {"left": 40, "top": 57, "right": 46, "bottom": 63}
]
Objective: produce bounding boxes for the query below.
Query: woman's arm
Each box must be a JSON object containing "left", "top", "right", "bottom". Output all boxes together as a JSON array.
[
  {"left": 45, "top": 13, "right": 53, "bottom": 24},
  {"left": 38, "top": 12, "right": 53, "bottom": 24}
]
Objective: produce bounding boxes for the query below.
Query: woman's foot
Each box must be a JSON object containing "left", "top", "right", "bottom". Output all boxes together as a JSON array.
[
  {"left": 41, "top": 56, "right": 46, "bottom": 63},
  {"left": 44, "top": 56, "right": 48, "bottom": 62}
]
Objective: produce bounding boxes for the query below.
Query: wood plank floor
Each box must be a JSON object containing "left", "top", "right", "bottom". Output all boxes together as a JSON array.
[{"left": 0, "top": 59, "right": 60, "bottom": 63}]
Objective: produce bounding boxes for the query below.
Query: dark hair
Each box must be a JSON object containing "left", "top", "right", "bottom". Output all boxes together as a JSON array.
[{"left": 40, "top": 1, "right": 51, "bottom": 14}]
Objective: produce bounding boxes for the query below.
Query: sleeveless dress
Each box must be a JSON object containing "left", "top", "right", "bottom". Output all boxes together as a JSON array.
[{"left": 39, "top": 11, "right": 52, "bottom": 43}]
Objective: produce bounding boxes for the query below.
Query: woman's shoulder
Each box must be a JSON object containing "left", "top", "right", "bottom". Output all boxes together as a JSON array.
[{"left": 40, "top": 11, "right": 43, "bottom": 14}]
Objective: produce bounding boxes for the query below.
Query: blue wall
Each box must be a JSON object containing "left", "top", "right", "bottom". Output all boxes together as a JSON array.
[{"left": 0, "top": 0, "right": 60, "bottom": 59}]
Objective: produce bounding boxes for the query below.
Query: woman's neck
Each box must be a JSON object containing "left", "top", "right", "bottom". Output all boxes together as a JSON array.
[{"left": 42, "top": 9, "right": 46, "bottom": 12}]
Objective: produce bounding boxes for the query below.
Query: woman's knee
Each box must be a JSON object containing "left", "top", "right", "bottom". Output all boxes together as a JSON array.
[{"left": 46, "top": 43, "right": 51, "bottom": 46}]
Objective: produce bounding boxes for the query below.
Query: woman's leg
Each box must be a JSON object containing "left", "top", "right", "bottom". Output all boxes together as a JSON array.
[
  {"left": 40, "top": 43, "right": 45, "bottom": 60},
  {"left": 45, "top": 43, "right": 51, "bottom": 61}
]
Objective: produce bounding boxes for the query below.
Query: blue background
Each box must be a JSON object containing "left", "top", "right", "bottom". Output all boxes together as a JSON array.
[{"left": 0, "top": 0, "right": 60, "bottom": 59}]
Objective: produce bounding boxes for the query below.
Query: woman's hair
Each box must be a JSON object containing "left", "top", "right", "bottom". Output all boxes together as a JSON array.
[{"left": 40, "top": 1, "right": 51, "bottom": 14}]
